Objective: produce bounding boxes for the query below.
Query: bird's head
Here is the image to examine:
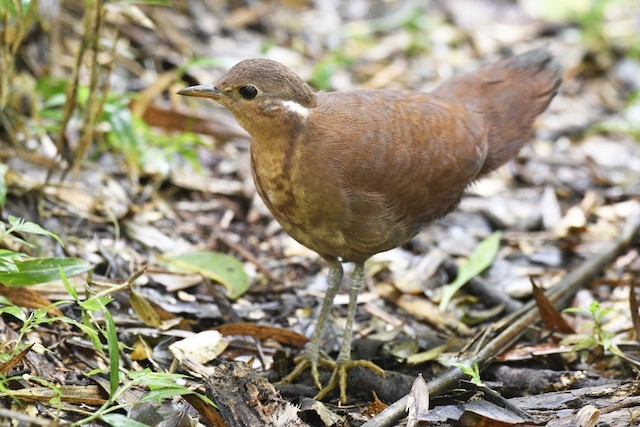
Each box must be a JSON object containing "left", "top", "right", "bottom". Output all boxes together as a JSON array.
[{"left": 178, "top": 58, "right": 317, "bottom": 133}]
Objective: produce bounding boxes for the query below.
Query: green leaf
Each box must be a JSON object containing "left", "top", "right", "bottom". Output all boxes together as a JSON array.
[
  {"left": 0, "top": 0, "right": 32, "bottom": 18},
  {"left": 0, "top": 249, "right": 26, "bottom": 259},
  {"left": 533, "top": 0, "right": 592, "bottom": 21},
  {"left": 451, "top": 361, "right": 483, "bottom": 385},
  {"left": 61, "top": 316, "right": 102, "bottom": 353},
  {"left": 85, "top": 368, "right": 107, "bottom": 376},
  {"left": 439, "top": 231, "right": 503, "bottom": 310},
  {"left": 0, "top": 249, "right": 25, "bottom": 272},
  {"left": 8, "top": 216, "right": 64, "bottom": 246},
  {"left": 178, "top": 56, "right": 228, "bottom": 74},
  {"left": 139, "top": 387, "right": 194, "bottom": 403},
  {"left": 597, "top": 308, "right": 614, "bottom": 319},
  {"left": 128, "top": 369, "right": 187, "bottom": 388},
  {"left": 101, "top": 414, "right": 151, "bottom": 427},
  {"left": 100, "top": 299, "right": 120, "bottom": 397},
  {"left": 563, "top": 307, "right": 590, "bottom": 315},
  {"left": 80, "top": 296, "right": 114, "bottom": 312},
  {"left": 0, "top": 305, "right": 27, "bottom": 322},
  {"left": 573, "top": 336, "right": 597, "bottom": 352},
  {"left": 0, "top": 163, "right": 7, "bottom": 208},
  {"left": 59, "top": 267, "right": 78, "bottom": 301},
  {"left": 0, "top": 258, "right": 92, "bottom": 286},
  {"left": 161, "top": 250, "right": 249, "bottom": 299}
]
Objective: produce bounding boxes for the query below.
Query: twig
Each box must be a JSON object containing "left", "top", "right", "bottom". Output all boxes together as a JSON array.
[{"left": 362, "top": 215, "right": 640, "bottom": 427}]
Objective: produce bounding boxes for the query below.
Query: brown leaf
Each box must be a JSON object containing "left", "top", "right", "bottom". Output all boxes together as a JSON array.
[
  {"left": 365, "top": 391, "right": 389, "bottom": 417},
  {"left": 0, "top": 343, "right": 34, "bottom": 374},
  {"left": 531, "top": 278, "right": 575, "bottom": 334},
  {"left": 213, "top": 322, "right": 308, "bottom": 347},
  {"left": 130, "top": 289, "right": 162, "bottom": 327},
  {"left": 183, "top": 393, "right": 228, "bottom": 427},
  {"left": 130, "top": 336, "right": 153, "bottom": 361},
  {"left": 8, "top": 385, "right": 107, "bottom": 405},
  {"left": 0, "top": 284, "right": 64, "bottom": 317},
  {"left": 132, "top": 100, "right": 247, "bottom": 142}
]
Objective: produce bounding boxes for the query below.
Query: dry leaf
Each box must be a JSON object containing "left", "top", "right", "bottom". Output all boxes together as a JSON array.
[
  {"left": 531, "top": 278, "right": 575, "bottom": 335},
  {"left": 169, "top": 330, "right": 228, "bottom": 364},
  {"left": 213, "top": 322, "right": 308, "bottom": 347}
]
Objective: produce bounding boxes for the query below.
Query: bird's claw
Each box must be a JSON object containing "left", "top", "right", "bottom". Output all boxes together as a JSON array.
[
  {"left": 314, "top": 358, "right": 385, "bottom": 404},
  {"left": 278, "top": 350, "right": 335, "bottom": 390}
]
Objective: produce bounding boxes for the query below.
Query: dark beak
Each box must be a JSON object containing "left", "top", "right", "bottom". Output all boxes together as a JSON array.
[{"left": 177, "top": 84, "right": 223, "bottom": 99}]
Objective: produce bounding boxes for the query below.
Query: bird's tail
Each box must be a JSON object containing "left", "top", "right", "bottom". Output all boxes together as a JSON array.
[{"left": 432, "top": 47, "right": 562, "bottom": 176}]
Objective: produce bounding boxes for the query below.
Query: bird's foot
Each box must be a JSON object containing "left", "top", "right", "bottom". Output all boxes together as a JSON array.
[
  {"left": 315, "top": 358, "right": 385, "bottom": 404},
  {"left": 278, "top": 349, "right": 335, "bottom": 390}
]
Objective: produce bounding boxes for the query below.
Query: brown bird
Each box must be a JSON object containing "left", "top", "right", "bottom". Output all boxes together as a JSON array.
[{"left": 178, "top": 47, "right": 562, "bottom": 403}]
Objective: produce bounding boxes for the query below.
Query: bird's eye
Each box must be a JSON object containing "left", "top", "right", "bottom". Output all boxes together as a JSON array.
[{"left": 238, "top": 85, "right": 258, "bottom": 100}]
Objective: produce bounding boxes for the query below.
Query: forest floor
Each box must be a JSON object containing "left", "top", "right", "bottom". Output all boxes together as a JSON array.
[{"left": 1, "top": 0, "right": 640, "bottom": 426}]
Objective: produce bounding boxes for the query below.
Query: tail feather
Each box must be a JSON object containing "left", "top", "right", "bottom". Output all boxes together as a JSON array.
[{"left": 432, "top": 47, "right": 562, "bottom": 176}]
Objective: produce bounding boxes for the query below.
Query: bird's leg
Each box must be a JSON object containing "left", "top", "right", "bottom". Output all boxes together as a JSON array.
[
  {"left": 315, "top": 261, "right": 385, "bottom": 404},
  {"left": 279, "top": 258, "right": 343, "bottom": 389}
]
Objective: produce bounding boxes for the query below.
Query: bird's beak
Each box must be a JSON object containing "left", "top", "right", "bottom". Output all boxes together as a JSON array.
[{"left": 177, "top": 84, "right": 223, "bottom": 99}]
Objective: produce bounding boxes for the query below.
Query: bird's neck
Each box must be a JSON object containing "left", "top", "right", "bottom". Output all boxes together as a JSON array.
[
  {"left": 250, "top": 122, "right": 302, "bottom": 182},
  {"left": 247, "top": 113, "right": 314, "bottom": 237}
]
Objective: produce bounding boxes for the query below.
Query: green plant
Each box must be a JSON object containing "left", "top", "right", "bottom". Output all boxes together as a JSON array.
[
  {"left": 0, "top": 0, "right": 37, "bottom": 111},
  {"left": 450, "top": 360, "right": 483, "bottom": 386},
  {"left": 0, "top": 218, "right": 217, "bottom": 423},
  {"left": 0, "top": 0, "right": 38, "bottom": 149},
  {"left": 102, "top": 93, "right": 206, "bottom": 178},
  {"left": 0, "top": 216, "right": 92, "bottom": 285},
  {"left": 532, "top": 0, "right": 639, "bottom": 54},
  {"left": 4, "top": 0, "right": 203, "bottom": 181},
  {"left": 82, "top": 368, "right": 216, "bottom": 427},
  {"left": 310, "top": 53, "right": 356, "bottom": 91},
  {"left": 564, "top": 300, "right": 615, "bottom": 351},
  {"left": 591, "top": 91, "right": 640, "bottom": 143},
  {"left": 0, "top": 282, "right": 215, "bottom": 425},
  {"left": 36, "top": 76, "right": 207, "bottom": 180},
  {"left": 439, "top": 231, "right": 503, "bottom": 310},
  {"left": 398, "top": 7, "right": 432, "bottom": 56}
]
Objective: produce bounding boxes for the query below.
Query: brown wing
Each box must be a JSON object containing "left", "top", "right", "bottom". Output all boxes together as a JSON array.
[{"left": 292, "top": 90, "right": 487, "bottom": 260}]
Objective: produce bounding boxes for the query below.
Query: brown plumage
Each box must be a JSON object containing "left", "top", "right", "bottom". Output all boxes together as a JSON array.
[{"left": 178, "top": 47, "right": 562, "bottom": 402}]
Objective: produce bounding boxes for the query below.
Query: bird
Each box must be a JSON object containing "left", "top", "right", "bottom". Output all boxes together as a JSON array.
[{"left": 178, "top": 47, "right": 562, "bottom": 403}]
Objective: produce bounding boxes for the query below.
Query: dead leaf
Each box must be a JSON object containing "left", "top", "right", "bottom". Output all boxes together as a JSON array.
[
  {"left": 7, "top": 385, "right": 107, "bottom": 405},
  {"left": 169, "top": 330, "right": 229, "bottom": 364},
  {"left": 531, "top": 278, "right": 575, "bottom": 335},
  {"left": 365, "top": 391, "right": 389, "bottom": 417},
  {"left": 0, "top": 343, "right": 34, "bottom": 374},
  {"left": 406, "top": 374, "right": 429, "bottom": 427},
  {"left": 213, "top": 322, "right": 308, "bottom": 347},
  {"left": 130, "top": 336, "right": 153, "bottom": 362},
  {"left": 183, "top": 393, "right": 228, "bottom": 427},
  {"left": 130, "top": 289, "right": 162, "bottom": 327},
  {"left": 0, "top": 284, "right": 64, "bottom": 317}
]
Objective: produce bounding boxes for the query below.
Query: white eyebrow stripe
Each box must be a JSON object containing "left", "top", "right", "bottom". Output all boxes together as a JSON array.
[{"left": 281, "top": 100, "right": 310, "bottom": 118}]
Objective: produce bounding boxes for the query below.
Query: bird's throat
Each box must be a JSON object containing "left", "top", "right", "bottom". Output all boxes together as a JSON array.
[{"left": 250, "top": 130, "right": 304, "bottom": 222}]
